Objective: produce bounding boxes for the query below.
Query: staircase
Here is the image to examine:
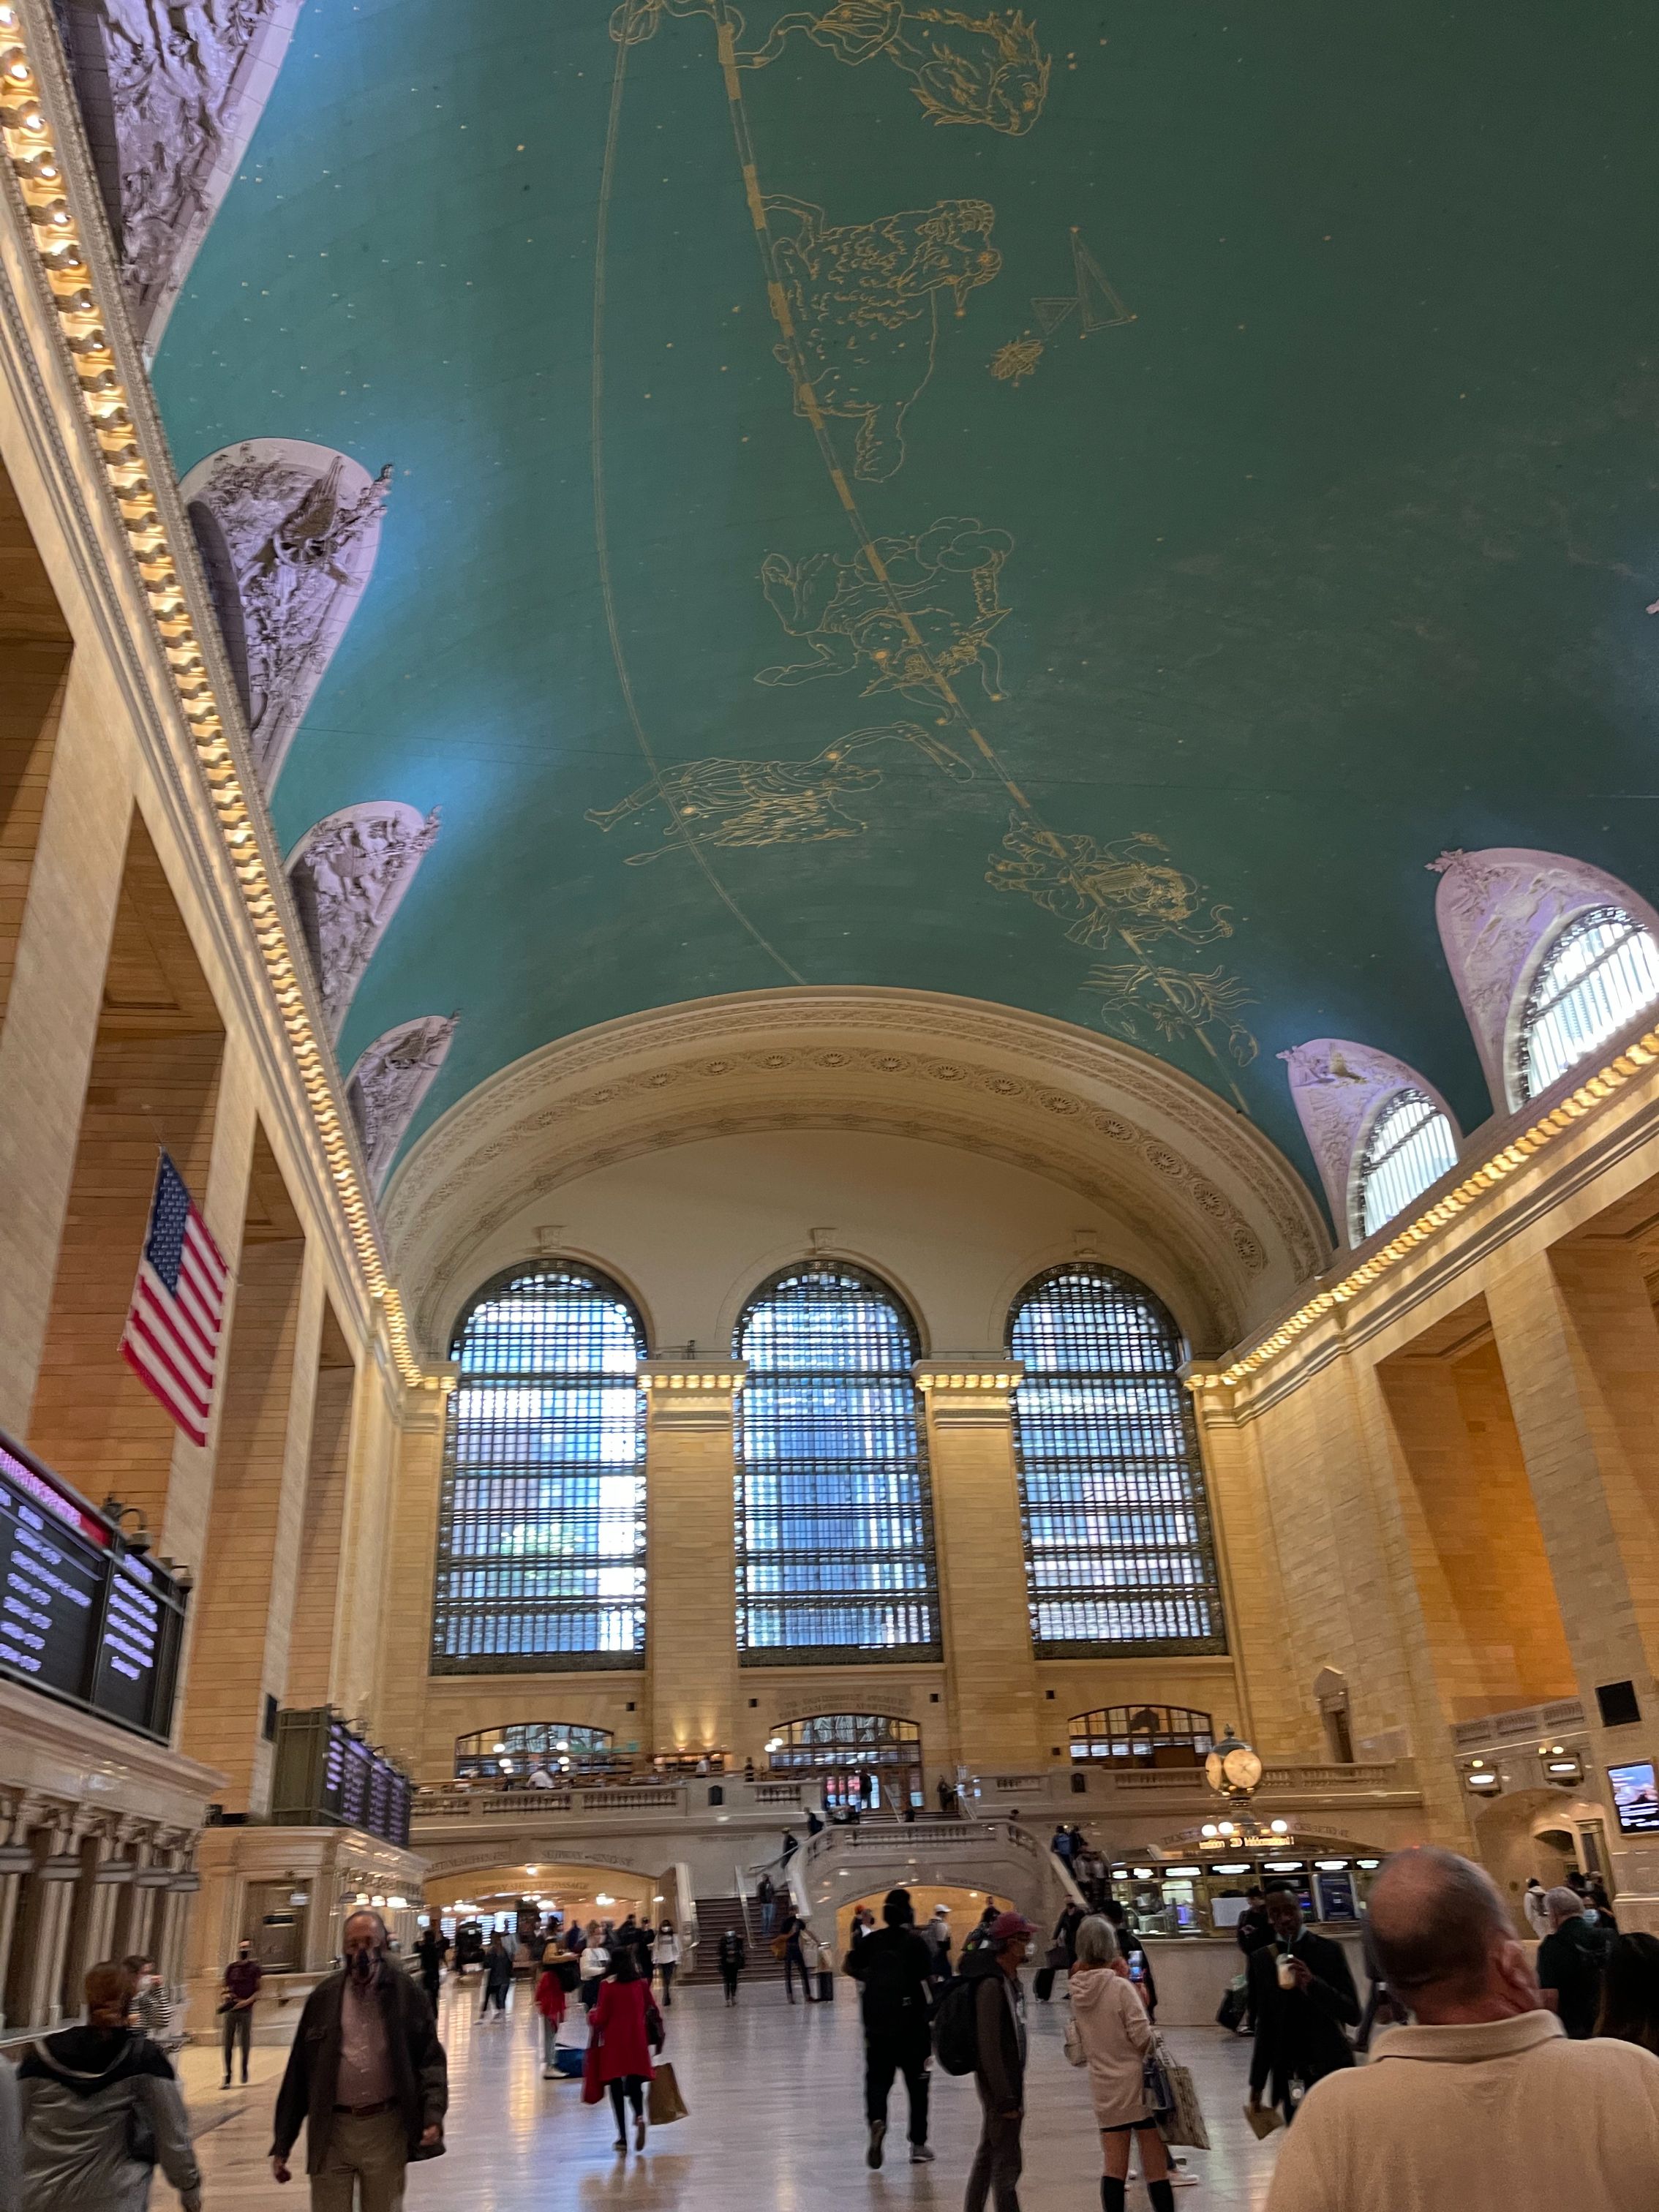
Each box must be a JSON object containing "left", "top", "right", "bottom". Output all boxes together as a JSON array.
[{"left": 688, "top": 1894, "right": 789, "bottom": 1983}]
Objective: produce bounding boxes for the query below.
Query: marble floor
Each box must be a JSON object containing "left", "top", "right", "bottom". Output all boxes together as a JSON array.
[{"left": 164, "top": 1974, "right": 1285, "bottom": 2211}]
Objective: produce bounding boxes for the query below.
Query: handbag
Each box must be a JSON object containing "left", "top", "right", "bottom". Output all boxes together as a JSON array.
[
  {"left": 644, "top": 1996, "right": 665, "bottom": 2052},
  {"left": 1045, "top": 1941, "right": 1068, "bottom": 1971},
  {"left": 647, "top": 2062, "right": 689, "bottom": 2125},
  {"left": 770, "top": 1934, "right": 789, "bottom": 1960},
  {"left": 581, "top": 2038, "right": 605, "bottom": 2105},
  {"left": 1156, "top": 2052, "right": 1210, "bottom": 2150},
  {"left": 1141, "top": 2038, "right": 1175, "bottom": 2117},
  {"left": 1061, "top": 2014, "right": 1086, "bottom": 2068}
]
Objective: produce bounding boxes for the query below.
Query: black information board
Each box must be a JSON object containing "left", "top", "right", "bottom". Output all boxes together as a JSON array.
[
  {"left": 385, "top": 1769, "right": 412, "bottom": 1848},
  {"left": 339, "top": 1732, "right": 372, "bottom": 1829},
  {"left": 0, "top": 1429, "right": 186, "bottom": 1744},
  {"left": 270, "top": 1708, "right": 416, "bottom": 1843}
]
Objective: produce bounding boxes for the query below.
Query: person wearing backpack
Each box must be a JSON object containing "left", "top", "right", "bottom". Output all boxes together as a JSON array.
[
  {"left": 942, "top": 1911, "right": 1033, "bottom": 2212},
  {"left": 18, "top": 1960, "right": 201, "bottom": 2212}
]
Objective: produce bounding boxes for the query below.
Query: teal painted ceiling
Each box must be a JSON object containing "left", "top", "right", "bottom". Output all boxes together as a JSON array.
[{"left": 153, "top": 0, "right": 1659, "bottom": 1193}]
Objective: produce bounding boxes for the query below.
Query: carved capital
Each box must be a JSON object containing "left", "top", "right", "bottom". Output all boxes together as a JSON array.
[
  {"left": 914, "top": 1358, "right": 1023, "bottom": 1426},
  {"left": 639, "top": 1359, "right": 746, "bottom": 1433}
]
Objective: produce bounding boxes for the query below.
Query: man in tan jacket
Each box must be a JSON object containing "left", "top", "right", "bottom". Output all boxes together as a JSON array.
[{"left": 1265, "top": 1846, "right": 1659, "bottom": 2212}]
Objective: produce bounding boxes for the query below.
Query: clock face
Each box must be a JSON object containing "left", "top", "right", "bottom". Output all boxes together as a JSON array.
[
  {"left": 1224, "top": 1747, "right": 1263, "bottom": 1791},
  {"left": 1204, "top": 1750, "right": 1226, "bottom": 1792}
]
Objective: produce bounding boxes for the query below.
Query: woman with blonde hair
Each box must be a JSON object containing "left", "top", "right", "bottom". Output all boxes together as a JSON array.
[
  {"left": 17, "top": 1960, "right": 201, "bottom": 2211},
  {"left": 1068, "top": 1914, "right": 1176, "bottom": 2212}
]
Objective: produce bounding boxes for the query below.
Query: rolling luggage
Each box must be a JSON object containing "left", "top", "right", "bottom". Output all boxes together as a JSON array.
[
  {"left": 816, "top": 1968, "right": 835, "bottom": 2001},
  {"left": 1034, "top": 1965, "right": 1057, "bottom": 2001}
]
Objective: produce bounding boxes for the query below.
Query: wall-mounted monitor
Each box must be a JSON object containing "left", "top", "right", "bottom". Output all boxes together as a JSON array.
[{"left": 1609, "top": 1761, "right": 1659, "bottom": 1835}]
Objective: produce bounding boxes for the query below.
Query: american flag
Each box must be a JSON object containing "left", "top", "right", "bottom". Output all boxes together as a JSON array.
[{"left": 119, "top": 1154, "right": 230, "bottom": 1448}]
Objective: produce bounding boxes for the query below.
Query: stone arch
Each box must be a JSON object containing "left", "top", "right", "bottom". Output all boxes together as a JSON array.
[{"left": 1280, "top": 1039, "right": 1462, "bottom": 1246}]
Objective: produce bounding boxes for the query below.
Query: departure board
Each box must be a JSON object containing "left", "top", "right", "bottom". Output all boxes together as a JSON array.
[
  {"left": 271, "top": 1708, "right": 415, "bottom": 1843},
  {"left": 0, "top": 1430, "right": 186, "bottom": 1743},
  {"left": 339, "top": 1731, "right": 372, "bottom": 1828}
]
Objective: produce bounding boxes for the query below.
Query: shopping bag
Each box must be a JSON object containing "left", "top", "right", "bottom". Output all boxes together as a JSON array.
[
  {"left": 1156, "top": 2055, "right": 1210, "bottom": 2150},
  {"left": 1243, "top": 2101, "right": 1284, "bottom": 2140},
  {"left": 647, "top": 2063, "right": 689, "bottom": 2124},
  {"left": 1062, "top": 2014, "right": 1086, "bottom": 2069},
  {"left": 1141, "top": 2041, "right": 1175, "bottom": 2116},
  {"left": 581, "top": 2042, "right": 605, "bottom": 2105}
]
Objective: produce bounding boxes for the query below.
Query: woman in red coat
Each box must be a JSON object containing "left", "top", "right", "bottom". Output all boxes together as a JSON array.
[{"left": 590, "top": 1952, "right": 658, "bottom": 2151}]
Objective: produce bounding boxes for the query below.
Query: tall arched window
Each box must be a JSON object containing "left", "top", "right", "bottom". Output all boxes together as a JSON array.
[
  {"left": 1009, "top": 1265, "right": 1224, "bottom": 1655},
  {"left": 734, "top": 1262, "right": 939, "bottom": 1662},
  {"left": 432, "top": 1262, "right": 646, "bottom": 1672},
  {"left": 1353, "top": 1088, "right": 1458, "bottom": 1241},
  {"left": 1516, "top": 905, "right": 1659, "bottom": 1100}
]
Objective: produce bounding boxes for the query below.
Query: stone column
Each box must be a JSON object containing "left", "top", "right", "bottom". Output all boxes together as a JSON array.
[
  {"left": 1486, "top": 1246, "right": 1659, "bottom": 1921},
  {"left": 376, "top": 1367, "right": 457, "bottom": 1772},
  {"left": 640, "top": 1359, "right": 745, "bottom": 1761},
  {"left": 1184, "top": 1374, "right": 1299, "bottom": 1748},
  {"left": 915, "top": 1361, "right": 1038, "bottom": 1773}
]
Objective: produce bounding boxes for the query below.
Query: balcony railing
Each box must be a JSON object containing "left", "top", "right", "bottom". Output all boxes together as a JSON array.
[{"left": 1109, "top": 1761, "right": 1411, "bottom": 1793}]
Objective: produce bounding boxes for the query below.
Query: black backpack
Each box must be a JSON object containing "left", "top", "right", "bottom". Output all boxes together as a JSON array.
[{"left": 931, "top": 1974, "right": 980, "bottom": 2075}]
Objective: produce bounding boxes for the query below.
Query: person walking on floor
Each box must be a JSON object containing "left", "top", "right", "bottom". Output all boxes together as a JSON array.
[
  {"left": 535, "top": 1948, "right": 568, "bottom": 2079},
  {"left": 1535, "top": 1885, "right": 1609, "bottom": 2039},
  {"left": 1068, "top": 1915, "right": 1173, "bottom": 2212},
  {"left": 414, "top": 1927, "right": 445, "bottom": 2013},
  {"left": 654, "top": 1921, "right": 681, "bottom": 2005},
  {"left": 271, "top": 1908, "right": 448, "bottom": 2211},
  {"left": 780, "top": 1906, "right": 816, "bottom": 2004},
  {"left": 18, "top": 1959, "right": 202, "bottom": 2212},
  {"left": 1246, "top": 1886, "right": 1358, "bottom": 2126},
  {"left": 846, "top": 1887, "right": 936, "bottom": 2169},
  {"left": 962, "top": 1911, "right": 1033, "bottom": 2212},
  {"left": 717, "top": 1926, "right": 745, "bottom": 2004},
  {"left": 1522, "top": 1878, "right": 1551, "bottom": 1941},
  {"left": 124, "top": 1954, "right": 170, "bottom": 2046},
  {"left": 220, "top": 1937, "right": 263, "bottom": 2088},
  {"left": 925, "top": 1905, "right": 953, "bottom": 1988},
  {"left": 1263, "top": 1846, "right": 1659, "bottom": 2212},
  {"left": 756, "top": 1873, "right": 777, "bottom": 1938},
  {"left": 589, "top": 1951, "right": 661, "bottom": 2154},
  {"left": 478, "top": 1933, "right": 514, "bottom": 2019},
  {"left": 579, "top": 1932, "right": 610, "bottom": 2012}
]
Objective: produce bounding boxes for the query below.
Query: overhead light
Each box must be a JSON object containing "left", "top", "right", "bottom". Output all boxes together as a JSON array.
[
  {"left": 1132, "top": 1867, "right": 1154, "bottom": 1879},
  {"left": 387, "top": 1895, "right": 408, "bottom": 1910},
  {"left": 1164, "top": 1866, "right": 1202, "bottom": 1878},
  {"left": 1212, "top": 1863, "right": 1252, "bottom": 1875},
  {"left": 1314, "top": 1861, "right": 1350, "bottom": 1873},
  {"left": 1200, "top": 1824, "right": 1218, "bottom": 1837},
  {"left": 1269, "top": 1819, "right": 1290, "bottom": 1835}
]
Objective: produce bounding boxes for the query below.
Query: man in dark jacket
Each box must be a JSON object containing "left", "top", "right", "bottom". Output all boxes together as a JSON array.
[
  {"left": 846, "top": 1887, "right": 936, "bottom": 2169},
  {"left": 1246, "top": 1889, "right": 1359, "bottom": 2124},
  {"left": 271, "top": 1910, "right": 448, "bottom": 2205},
  {"left": 1536, "top": 1884, "right": 1610, "bottom": 2038},
  {"left": 964, "top": 1911, "right": 1032, "bottom": 2212}
]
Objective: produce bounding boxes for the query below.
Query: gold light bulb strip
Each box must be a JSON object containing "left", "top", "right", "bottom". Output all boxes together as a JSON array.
[
  {"left": 1192, "top": 1031, "right": 1659, "bottom": 1393},
  {"left": 0, "top": 7, "right": 425, "bottom": 1386}
]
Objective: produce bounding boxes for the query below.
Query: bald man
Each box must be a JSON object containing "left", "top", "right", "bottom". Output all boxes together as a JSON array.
[{"left": 1264, "top": 1847, "right": 1659, "bottom": 2212}]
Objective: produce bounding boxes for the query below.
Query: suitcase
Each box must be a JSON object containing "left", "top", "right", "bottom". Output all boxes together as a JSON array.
[
  {"left": 1034, "top": 1965, "right": 1057, "bottom": 2001},
  {"left": 816, "top": 1969, "right": 835, "bottom": 2002},
  {"left": 552, "top": 2044, "right": 584, "bottom": 2078}
]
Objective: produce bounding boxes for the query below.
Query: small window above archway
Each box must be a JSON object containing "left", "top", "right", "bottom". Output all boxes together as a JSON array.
[
  {"left": 1516, "top": 905, "right": 1659, "bottom": 1102},
  {"left": 1353, "top": 1089, "right": 1459, "bottom": 1242}
]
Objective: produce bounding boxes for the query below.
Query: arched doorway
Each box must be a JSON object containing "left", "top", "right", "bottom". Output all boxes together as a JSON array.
[
  {"left": 767, "top": 1713, "right": 924, "bottom": 1812},
  {"left": 1068, "top": 1705, "right": 1214, "bottom": 1769}
]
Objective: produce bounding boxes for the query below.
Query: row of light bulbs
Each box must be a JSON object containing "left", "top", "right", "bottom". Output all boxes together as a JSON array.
[{"left": 0, "top": 7, "right": 426, "bottom": 1389}]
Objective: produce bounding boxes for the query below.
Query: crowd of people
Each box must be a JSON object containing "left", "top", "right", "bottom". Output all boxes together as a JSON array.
[{"left": 9, "top": 1849, "right": 1659, "bottom": 2211}]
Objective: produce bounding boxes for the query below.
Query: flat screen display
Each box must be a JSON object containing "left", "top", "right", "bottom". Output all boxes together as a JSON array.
[
  {"left": 1609, "top": 1760, "right": 1659, "bottom": 1834},
  {"left": 0, "top": 1430, "right": 185, "bottom": 1743}
]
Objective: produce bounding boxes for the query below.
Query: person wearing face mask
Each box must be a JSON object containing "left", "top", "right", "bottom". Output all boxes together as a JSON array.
[
  {"left": 221, "top": 1937, "right": 263, "bottom": 2089},
  {"left": 653, "top": 1921, "right": 681, "bottom": 2006},
  {"left": 123, "top": 1954, "right": 170, "bottom": 2046},
  {"left": 270, "top": 1908, "right": 448, "bottom": 2209}
]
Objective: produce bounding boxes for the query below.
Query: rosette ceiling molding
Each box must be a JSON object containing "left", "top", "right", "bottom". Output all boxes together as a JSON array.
[{"left": 52, "top": 0, "right": 1659, "bottom": 1218}]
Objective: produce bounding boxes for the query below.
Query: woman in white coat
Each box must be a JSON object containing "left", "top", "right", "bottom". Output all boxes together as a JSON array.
[{"left": 1068, "top": 1916, "right": 1175, "bottom": 2212}]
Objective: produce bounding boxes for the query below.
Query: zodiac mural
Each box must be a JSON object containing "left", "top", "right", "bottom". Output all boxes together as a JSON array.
[
  {"left": 988, "top": 817, "right": 1235, "bottom": 952},
  {"left": 990, "top": 231, "right": 1133, "bottom": 383},
  {"left": 1084, "top": 963, "right": 1258, "bottom": 1068},
  {"left": 611, "top": 0, "right": 1050, "bottom": 138},
  {"left": 587, "top": 723, "right": 971, "bottom": 862},
  {"left": 764, "top": 195, "right": 1001, "bottom": 480},
  {"left": 757, "top": 516, "right": 1013, "bottom": 699}
]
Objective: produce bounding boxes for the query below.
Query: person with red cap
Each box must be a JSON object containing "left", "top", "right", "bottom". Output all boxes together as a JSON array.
[{"left": 962, "top": 1910, "right": 1034, "bottom": 2212}]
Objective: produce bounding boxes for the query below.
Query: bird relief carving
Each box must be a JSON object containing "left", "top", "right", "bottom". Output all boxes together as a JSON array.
[
  {"left": 59, "top": 0, "right": 305, "bottom": 345},
  {"left": 179, "top": 440, "right": 392, "bottom": 789},
  {"left": 347, "top": 1015, "right": 458, "bottom": 1192},
  {"left": 1279, "top": 1039, "right": 1456, "bottom": 1233},
  {"left": 287, "top": 802, "right": 440, "bottom": 1038}
]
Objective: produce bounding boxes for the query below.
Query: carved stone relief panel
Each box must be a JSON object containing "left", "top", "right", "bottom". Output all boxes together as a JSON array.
[
  {"left": 287, "top": 801, "right": 440, "bottom": 1039},
  {"left": 1429, "top": 847, "right": 1659, "bottom": 1110},
  {"left": 1279, "top": 1038, "right": 1460, "bottom": 1244},
  {"left": 347, "top": 1015, "right": 458, "bottom": 1193},
  {"left": 177, "top": 438, "right": 391, "bottom": 789},
  {"left": 57, "top": 0, "right": 306, "bottom": 347}
]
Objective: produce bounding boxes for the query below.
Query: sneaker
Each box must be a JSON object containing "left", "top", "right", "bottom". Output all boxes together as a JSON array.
[
  {"left": 909, "top": 2145, "right": 936, "bottom": 2164},
  {"left": 543, "top": 2068, "right": 556, "bottom": 2080},
  {"left": 867, "top": 2121, "right": 887, "bottom": 2170},
  {"left": 635, "top": 2115, "right": 647, "bottom": 2151}
]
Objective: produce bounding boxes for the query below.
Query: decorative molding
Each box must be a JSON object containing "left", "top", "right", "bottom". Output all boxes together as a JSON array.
[
  {"left": 178, "top": 438, "right": 391, "bottom": 789},
  {"left": 1279, "top": 1039, "right": 1461, "bottom": 1246},
  {"left": 914, "top": 1358, "right": 1022, "bottom": 1426},
  {"left": 347, "top": 1015, "right": 459, "bottom": 1193},
  {"left": 639, "top": 1357, "right": 746, "bottom": 1431},
  {"left": 286, "top": 800, "right": 440, "bottom": 1038},
  {"left": 1430, "top": 846, "right": 1659, "bottom": 1110},
  {"left": 56, "top": 0, "right": 304, "bottom": 349}
]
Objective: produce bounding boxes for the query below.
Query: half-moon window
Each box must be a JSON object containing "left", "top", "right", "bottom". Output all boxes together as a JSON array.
[
  {"left": 1354, "top": 1088, "right": 1458, "bottom": 1241},
  {"left": 1517, "top": 904, "right": 1659, "bottom": 1100}
]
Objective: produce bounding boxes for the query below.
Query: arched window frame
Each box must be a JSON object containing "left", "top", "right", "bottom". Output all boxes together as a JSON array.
[
  {"left": 1281, "top": 1039, "right": 1462, "bottom": 1250},
  {"left": 1350, "top": 1086, "right": 1459, "bottom": 1244},
  {"left": 734, "top": 1260, "right": 941, "bottom": 1666},
  {"left": 1008, "top": 1264, "right": 1224, "bottom": 1657},
  {"left": 432, "top": 1260, "right": 647, "bottom": 1674},
  {"left": 1511, "top": 903, "right": 1659, "bottom": 1104}
]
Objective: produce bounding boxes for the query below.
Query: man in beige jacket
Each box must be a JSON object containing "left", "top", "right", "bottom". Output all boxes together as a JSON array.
[{"left": 1265, "top": 1846, "right": 1659, "bottom": 2212}]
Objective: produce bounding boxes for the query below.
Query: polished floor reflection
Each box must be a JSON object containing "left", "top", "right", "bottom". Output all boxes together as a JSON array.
[{"left": 165, "top": 1973, "right": 1284, "bottom": 2210}]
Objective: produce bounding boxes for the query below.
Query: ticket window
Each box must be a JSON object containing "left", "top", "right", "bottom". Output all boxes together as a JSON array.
[
  {"left": 1124, "top": 1879, "right": 1197, "bottom": 1936},
  {"left": 1313, "top": 1870, "right": 1357, "bottom": 1923},
  {"left": 246, "top": 1881, "right": 306, "bottom": 1971}
]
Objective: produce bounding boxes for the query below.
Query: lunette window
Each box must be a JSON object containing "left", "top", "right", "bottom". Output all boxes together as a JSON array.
[
  {"left": 1009, "top": 1265, "right": 1224, "bottom": 1655},
  {"left": 1517, "top": 904, "right": 1659, "bottom": 1101},
  {"left": 1354, "top": 1088, "right": 1458, "bottom": 1241},
  {"left": 734, "top": 1262, "right": 940, "bottom": 1663},
  {"left": 431, "top": 1263, "right": 646, "bottom": 1673}
]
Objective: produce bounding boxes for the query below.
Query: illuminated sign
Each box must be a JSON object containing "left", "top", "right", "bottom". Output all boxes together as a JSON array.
[{"left": 1609, "top": 1761, "right": 1659, "bottom": 1835}]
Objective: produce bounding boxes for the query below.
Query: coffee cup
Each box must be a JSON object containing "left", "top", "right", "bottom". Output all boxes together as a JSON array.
[{"left": 1276, "top": 1954, "right": 1296, "bottom": 1990}]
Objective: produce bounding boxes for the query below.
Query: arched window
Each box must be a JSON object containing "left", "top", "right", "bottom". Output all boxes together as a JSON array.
[
  {"left": 1009, "top": 1265, "right": 1223, "bottom": 1655},
  {"left": 1516, "top": 905, "right": 1659, "bottom": 1099},
  {"left": 1353, "top": 1088, "right": 1458, "bottom": 1241},
  {"left": 1069, "top": 1704, "right": 1214, "bottom": 1767},
  {"left": 454, "top": 1723, "right": 617, "bottom": 1779},
  {"left": 734, "top": 1262, "right": 939, "bottom": 1662},
  {"left": 432, "top": 1262, "right": 646, "bottom": 1672}
]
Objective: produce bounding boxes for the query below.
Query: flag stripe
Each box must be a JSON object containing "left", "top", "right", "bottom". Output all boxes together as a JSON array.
[
  {"left": 170, "top": 1265, "right": 221, "bottom": 1353},
  {"left": 120, "top": 1154, "right": 226, "bottom": 1447},
  {"left": 178, "top": 1247, "right": 224, "bottom": 1326},
  {"left": 120, "top": 1343, "right": 208, "bottom": 1448},
  {"left": 126, "top": 1306, "right": 211, "bottom": 1422},
  {"left": 135, "top": 1272, "right": 214, "bottom": 1391},
  {"left": 182, "top": 1217, "right": 228, "bottom": 1295}
]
